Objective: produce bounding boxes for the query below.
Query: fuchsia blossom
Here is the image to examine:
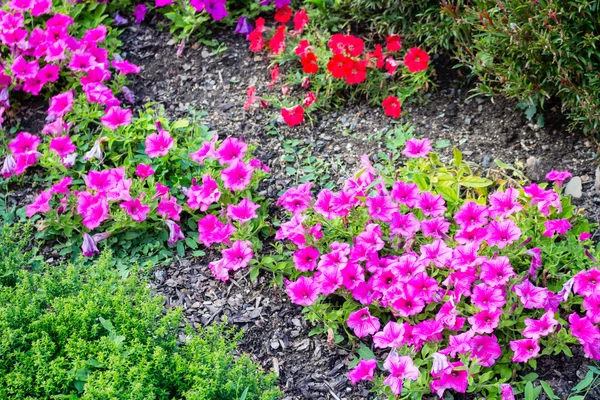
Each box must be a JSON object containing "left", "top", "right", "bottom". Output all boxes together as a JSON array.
[
  {"left": 403, "top": 138, "right": 432, "bottom": 158},
  {"left": 135, "top": 164, "right": 155, "bottom": 179},
  {"left": 527, "top": 247, "right": 543, "bottom": 278},
  {"left": 101, "top": 106, "right": 132, "bottom": 130},
  {"left": 112, "top": 60, "right": 141, "bottom": 75},
  {"left": 522, "top": 311, "right": 558, "bottom": 339},
  {"left": 275, "top": 213, "right": 307, "bottom": 246},
  {"left": 454, "top": 201, "right": 489, "bottom": 228},
  {"left": 221, "top": 160, "right": 254, "bottom": 191},
  {"left": 510, "top": 338, "right": 540, "bottom": 362},
  {"left": 197, "top": 214, "right": 236, "bottom": 247},
  {"left": 421, "top": 217, "right": 450, "bottom": 239},
  {"left": 26, "top": 190, "right": 52, "bottom": 217},
  {"left": 186, "top": 174, "right": 221, "bottom": 211},
  {"left": 49, "top": 136, "right": 76, "bottom": 158},
  {"left": 286, "top": 275, "right": 320, "bottom": 306},
  {"left": 486, "top": 219, "right": 521, "bottom": 249},
  {"left": 78, "top": 192, "right": 110, "bottom": 230},
  {"left": 119, "top": 194, "right": 150, "bottom": 222},
  {"left": 293, "top": 246, "right": 320, "bottom": 271},
  {"left": 418, "top": 192, "right": 446, "bottom": 217},
  {"left": 488, "top": 188, "right": 523, "bottom": 218},
  {"left": 157, "top": 196, "right": 182, "bottom": 221},
  {"left": 145, "top": 122, "right": 174, "bottom": 157},
  {"left": 574, "top": 267, "right": 600, "bottom": 296},
  {"left": 81, "top": 232, "right": 110, "bottom": 257},
  {"left": 348, "top": 359, "right": 377, "bottom": 385},
  {"left": 190, "top": 133, "right": 218, "bottom": 164},
  {"left": 389, "top": 212, "right": 420, "bottom": 238},
  {"left": 390, "top": 180, "right": 420, "bottom": 208},
  {"left": 479, "top": 256, "right": 515, "bottom": 286},
  {"left": 382, "top": 352, "right": 419, "bottom": 395},
  {"left": 542, "top": 219, "right": 572, "bottom": 237},
  {"left": 51, "top": 176, "right": 73, "bottom": 194},
  {"left": 546, "top": 169, "right": 572, "bottom": 187},
  {"left": 226, "top": 198, "right": 260, "bottom": 224},
  {"left": 470, "top": 335, "right": 501, "bottom": 367},
  {"left": 373, "top": 321, "right": 405, "bottom": 348},
  {"left": 471, "top": 283, "right": 505, "bottom": 311},
  {"left": 583, "top": 293, "right": 600, "bottom": 323},
  {"left": 512, "top": 280, "right": 548, "bottom": 309},
  {"left": 366, "top": 195, "right": 398, "bottom": 222},
  {"left": 313, "top": 189, "right": 338, "bottom": 219},
  {"left": 468, "top": 309, "right": 503, "bottom": 334},
  {"left": 216, "top": 137, "right": 247, "bottom": 165},
  {"left": 222, "top": 240, "right": 253, "bottom": 270},
  {"left": 48, "top": 90, "right": 74, "bottom": 118},
  {"left": 523, "top": 183, "right": 562, "bottom": 216},
  {"left": 165, "top": 219, "right": 185, "bottom": 245},
  {"left": 277, "top": 182, "right": 313, "bottom": 214},
  {"left": 430, "top": 362, "right": 468, "bottom": 398},
  {"left": 419, "top": 239, "right": 452, "bottom": 268},
  {"left": 501, "top": 384, "right": 516, "bottom": 400},
  {"left": 346, "top": 307, "right": 380, "bottom": 338}
]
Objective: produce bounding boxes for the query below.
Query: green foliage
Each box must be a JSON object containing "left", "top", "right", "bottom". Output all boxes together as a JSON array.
[
  {"left": 0, "top": 222, "right": 36, "bottom": 286},
  {"left": 0, "top": 246, "right": 281, "bottom": 399}
]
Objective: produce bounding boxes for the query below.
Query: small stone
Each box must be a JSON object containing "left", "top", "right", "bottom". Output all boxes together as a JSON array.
[
  {"left": 270, "top": 340, "right": 280, "bottom": 350},
  {"left": 564, "top": 177, "right": 582, "bottom": 198},
  {"left": 595, "top": 166, "right": 600, "bottom": 192}
]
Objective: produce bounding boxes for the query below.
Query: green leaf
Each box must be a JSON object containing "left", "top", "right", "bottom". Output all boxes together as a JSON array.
[
  {"left": 435, "top": 139, "right": 451, "bottom": 149},
  {"left": 460, "top": 176, "right": 493, "bottom": 188},
  {"left": 540, "top": 381, "right": 559, "bottom": 399},
  {"left": 525, "top": 104, "right": 537, "bottom": 120},
  {"left": 356, "top": 343, "right": 376, "bottom": 360},
  {"left": 239, "top": 387, "right": 249, "bottom": 400},
  {"left": 98, "top": 317, "right": 115, "bottom": 332},
  {"left": 571, "top": 370, "right": 595, "bottom": 393},
  {"left": 177, "top": 241, "right": 185, "bottom": 256},
  {"left": 453, "top": 147, "right": 463, "bottom": 167},
  {"left": 249, "top": 266, "right": 260, "bottom": 282},
  {"left": 185, "top": 237, "right": 198, "bottom": 250},
  {"left": 171, "top": 119, "right": 189, "bottom": 129}
]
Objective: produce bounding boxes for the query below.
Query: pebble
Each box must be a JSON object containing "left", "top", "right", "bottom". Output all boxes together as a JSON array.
[{"left": 564, "top": 177, "right": 582, "bottom": 198}]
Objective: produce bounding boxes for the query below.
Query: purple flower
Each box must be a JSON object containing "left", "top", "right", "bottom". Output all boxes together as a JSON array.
[
  {"left": 113, "top": 12, "right": 128, "bottom": 25},
  {"left": 235, "top": 16, "right": 253, "bottom": 38},
  {"left": 134, "top": 4, "right": 147, "bottom": 24},
  {"left": 121, "top": 86, "right": 135, "bottom": 105}
]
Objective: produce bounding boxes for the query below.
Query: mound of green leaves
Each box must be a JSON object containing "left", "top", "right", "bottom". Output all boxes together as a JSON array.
[{"left": 0, "top": 225, "right": 280, "bottom": 400}]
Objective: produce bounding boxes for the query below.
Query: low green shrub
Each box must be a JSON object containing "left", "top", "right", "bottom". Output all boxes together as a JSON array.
[{"left": 0, "top": 242, "right": 280, "bottom": 399}]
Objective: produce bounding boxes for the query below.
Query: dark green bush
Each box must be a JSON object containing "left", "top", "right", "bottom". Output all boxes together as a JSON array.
[
  {"left": 0, "top": 243, "right": 280, "bottom": 399},
  {"left": 0, "top": 223, "right": 34, "bottom": 287}
]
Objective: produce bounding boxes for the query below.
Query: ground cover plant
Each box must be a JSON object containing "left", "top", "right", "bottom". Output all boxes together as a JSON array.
[
  {"left": 272, "top": 138, "right": 599, "bottom": 398},
  {"left": 237, "top": 3, "right": 431, "bottom": 126},
  {"left": 0, "top": 222, "right": 280, "bottom": 399},
  {"left": 10, "top": 106, "right": 270, "bottom": 277}
]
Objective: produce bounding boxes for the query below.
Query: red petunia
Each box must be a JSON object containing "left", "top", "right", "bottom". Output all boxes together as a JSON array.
[
  {"left": 328, "top": 34, "right": 347, "bottom": 55},
  {"left": 269, "top": 25, "right": 287, "bottom": 55},
  {"left": 244, "top": 86, "right": 256, "bottom": 110},
  {"left": 327, "top": 54, "right": 350, "bottom": 79},
  {"left": 269, "top": 64, "right": 280, "bottom": 88},
  {"left": 274, "top": 5, "right": 292, "bottom": 23},
  {"left": 301, "top": 52, "right": 319, "bottom": 74},
  {"left": 382, "top": 95, "right": 402, "bottom": 118},
  {"left": 344, "top": 59, "right": 367, "bottom": 84},
  {"left": 385, "top": 57, "right": 398, "bottom": 75},
  {"left": 386, "top": 34, "right": 402, "bottom": 52},
  {"left": 295, "top": 39, "right": 311, "bottom": 57},
  {"left": 248, "top": 17, "right": 265, "bottom": 52},
  {"left": 281, "top": 105, "right": 305, "bottom": 127},
  {"left": 303, "top": 92, "right": 317, "bottom": 108},
  {"left": 404, "top": 47, "right": 429, "bottom": 73},
  {"left": 293, "top": 8, "right": 309, "bottom": 32},
  {"left": 368, "top": 44, "right": 385, "bottom": 69},
  {"left": 343, "top": 35, "right": 364, "bottom": 57}
]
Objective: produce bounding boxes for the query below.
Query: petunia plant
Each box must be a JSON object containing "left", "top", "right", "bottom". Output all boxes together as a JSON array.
[
  {"left": 237, "top": 4, "right": 431, "bottom": 127},
  {"left": 20, "top": 106, "right": 271, "bottom": 276},
  {"left": 271, "top": 137, "right": 599, "bottom": 398}
]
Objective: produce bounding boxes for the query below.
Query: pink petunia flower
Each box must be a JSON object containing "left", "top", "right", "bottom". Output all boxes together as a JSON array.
[
  {"left": 186, "top": 174, "right": 221, "bottom": 211},
  {"left": 468, "top": 309, "right": 503, "bottom": 334},
  {"left": 222, "top": 240, "right": 254, "bottom": 270},
  {"left": 574, "top": 268, "right": 600, "bottom": 297},
  {"left": 226, "top": 198, "right": 260, "bottom": 224},
  {"left": 488, "top": 188, "right": 523, "bottom": 218},
  {"left": 523, "top": 183, "right": 562, "bottom": 216},
  {"left": 383, "top": 352, "right": 419, "bottom": 395},
  {"left": 512, "top": 280, "right": 548, "bottom": 309},
  {"left": 389, "top": 212, "right": 420, "bottom": 238},
  {"left": 546, "top": 170, "right": 572, "bottom": 187},
  {"left": 51, "top": 176, "right": 73, "bottom": 194},
  {"left": 216, "top": 137, "right": 247, "bottom": 165},
  {"left": 190, "top": 133, "right": 219, "bottom": 164},
  {"left": 470, "top": 335, "right": 502, "bottom": 367},
  {"left": 522, "top": 311, "right": 558, "bottom": 339},
  {"left": 347, "top": 307, "right": 380, "bottom": 338},
  {"left": 418, "top": 192, "right": 446, "bottom": 217},
  {"left": 81, "top": 231, "right": 111, "bottom": 257},
  {"left": 486, "top": 219, "right": 521, "bottom": 249},
  {"left": 9, "top": 131, "right": 40, "bottom": 155},
  {"left": 119, "top": 194, "right": 150, "bottom": 222},
  {"left": 48, "top": 90, "right": 74, "bottom": 118},
  {"left": 112, "top": 60, "right": 141, "bottom": 75},
  {"left": 479, "top": 256, "right": 515, "bottom": 286},
  {"left": 293, "top": 247, "right": 320, "bottom": 272},
  {"left": 421, "top": 217, "right": 451, "bottom": 239},
  {"left": 197, "top": 214, "right": 236, "bottom": 247},
  {"left": 26, "top": 190, "right": 53, "bottom": 217},
  {"left": 501, "top": 384, "right": 516, "bottom": 400},
  {"left": 208, "top": 258, "right": 230, "bottom": 281},
  {"left": 165, "top": 219, "right": 185, "bottom": 245},
  {"left": 510, "top": 338, "right": 540, "bottom": 362},
  {"left": 78, "top": 192, "right": 110, "bottom": 230},
  {"left": 286, "top": 275, "right": 320, "bottom": 306},
  {"left": 569, "top": 313, "right": 600, "bottom": 345},
  {"left": 390, "top": 180, "right": 420, "bottom": 208},
  {"left": 49, "top": 136, "right": 76, "bottom": 158},
  {"left": 373, "top": 321, "right": 405, "bottom": 349},
  {"left": 157, "top": 196, "right": 182, "bottom": 221},
  {"left": 221, "top": 160, "right": 254, "bottom": 191},
  {"left": 101, "top": 106, "right": 132, "bottom": 130},
  {"left": 277, "top": 182, "right": 314, "bottom": 214},
  {"left": 403, "top": 138, "right": 432, "bottom": 158},
  {"left": 135, "top": 164, "right": 155, "bottom": 179},
  {"left": 145, "top": 122, "right": 174, "bottom": 157},
  {"left": 366, "top": 195, "right": 398, "bottom": 222},
  {"left": 542, "top": 219, "right": 572, "bottom": 237},
  {"left": 471, "top": 283, "right": 505, "bottom": 311},
  {"left": 348, "top": 359, "right": 377, "bottom": 385},
  {"left": 454, "top": 201, "right": 489, "bottom": 229},
  {"left": 430, "top": 361, "right": 468, "bottom": 398}
]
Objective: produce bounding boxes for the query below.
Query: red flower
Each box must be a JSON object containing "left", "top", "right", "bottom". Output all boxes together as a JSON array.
[
  {"left": 293, "top": 8, "right": 309, "bottom": 32},
  {"left": 404, "top": 47, "right": 429, "bottom": 73},
  {"left": 328, "top": 34, "right": 347, "bottom": 55},
  {"left": 274, "top": 5, "right": 292, "bottom": 23},
  {"left": 382, "top": 95, "right": 402, "bottom": 118},
  {"left": 295, "top": 39, "right": 310, "bottom": 57},
  {"left": 303, "top": 92, "right": 317, "bottom": 108},
  {"left": 269, "top": 25, "right": 287, "bottom": 55},
  {"left": 301, "top": 76, "right": 311, "bottom": 89},
  {"left": 281, "top": 105, "right": 305, "bottom": 127},
  {"left": 244, "top": 86, "right": 256, "bottom": 110},
  {"left": 328, "top": 34, "right": 364, "bottom": 57},
  {"left": 386, "top": 35, "right": 402, "bottom": 52},
  {"left": 385, "top": 57, "right": 398, "bottom": 75},
  {"left": 368, "top": 44, "right": 385, "bottom": 69},
  {"left": 248, "top": 17, "right": 265, "bottom": 52},
  {"left": 344, "top": 59, "right": 367, "bottom": 84},
  {"left": 301, "top": 52, "right": 319, "bottom": 74},
  {"left": 327, "top": 54, "right": 350, "bottom": 79},
  {"left": 269, "top": 64, "right": 280, "bottom": 88}
]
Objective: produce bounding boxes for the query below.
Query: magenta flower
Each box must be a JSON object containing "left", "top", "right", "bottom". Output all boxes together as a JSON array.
[
  {"left": 501, "top": 384, "right": 515, "bottom": 400},
  {"left": 101, "top": 106, "right": 132, "bottom": 130},
  {"left": 352, "top": 280, "right": 382, "bottom": 305},
  {"left": 11, "top": 56, "right": 39, "bottom": 80},
  {"left": 347, "top": 307, "right": 380, "bottom": 338},
  {"left": 546, "top": 169, "right": 572, "bottom": 187},
  {"left": 145, "top": 123, "right": 174, "bottom": 157},
  {"left": 9, "top": 131, "right": 40, "bottom": 155},
  {"left": 389, "top": 212, "right": 420, "bottom": 238},
  {"left": 313, "top": 189, "right": 339, "bottom": 220},
  {"left": 51, "top": 177, "right": 73, "bottom": 194},
  {"left": 523, "top": 183, "right": 561, "bottom": 216},
  {"left": 430, "top": 362, "right": 468, "bottom": 398},
  {"left": 78, "top": 193, "right": 110, "bottom": 230},
  {"left": 165, "top": 219, "right": 185, "bottom": 245},
  {"left": 488, "top": 188, "right": 523, "bottom": 218},
  {"left": 226, "top": 198, "right": 260, "bottom": 224},
  {"left": 383, "top": 352, "right": 419, "bottom": 395},
  {"left": 471, "top": 283, "right": 505, "bottom": 311},
  {"left": 391, "top": 290, "right": 425, "bottom": 318},
  {"left": 26, "top": 190, "right": 53, "bottom": 217},
  {"left": 583, "top": 294, "right": 600, "bottom": 323},
  {"left": 454, "top": 201, "right": 489, "bottom": 228},
  {"left": 285, "top": 275, "right": 320, "bottom": 306},
  {"left": 417, "top": 191, "right": 446, "bottom": 217},
  {"left": 135, "top": 164, "right": 155, "bottom": 179},
  {"left": 81, "top": 232, "right": 110, "bottom": 257},
  {"left": 186, "top": 174, "right": 221, "bottom": 211},
  {"left": 134, "top": 3, "right": 147, "bottom": 24},
  {"left": 112, "top": 60, "right": 141, "bottom": 75},
  {"left": 421, "top": 217, "right": 450, "bottom": 239},
  {"left": 542, "top": 219, "right": 572, "bottom": 237},
  {"left": 522, "top": 310, "right": 558, "bottom": 339},
  {"left": 208, "top": 259, "right": 230, "bottom": 281},
  {"left": 154, "top": 183, "right": 170, "bottom": 199},
  {"left": 348, "top": 359, "right": 377, "bottom": 385},
  {"left": 48, "top": 90, "right": 74, "bottom": 118},
  {"left": 366, "top": 195, "right": 398, "bottom": 222},
  {"left": 190, "top": 133, "right": 219, "bottom": 164},
  {"left": 486, "top": 219, "right": 521, "bottom": 249},
  {"left": 510, "top": 338, "right": 540, "bottom": 362},
  {"left": 222, "top": 240, "right": 253, "bottom": 270},
  {"left": 277, "top": 181, "right": 314, "bottom": 214},
  {"left": 574, "top": 268, "right": 600, "bottom": 296},
  {"left": 197, "top": 214, "right": 236, "bottom": 247},
  {"left": 216, "top": 137, "right": 248, "bottom": 165},
  {"left": 441, "top": 331, "right": 474, "bottom": 358},
  {"left": 341, "top": 262, "right": 365, "bottom": 290},
  {"left": 49, "top": 136, "right": 76, "bottom": 158},
  {"left": 419, "top": 239, "right": 452, "bottom": 268},
  {"left": 119, "top": 194, "right": 150, "bottom": 222},
  {"left": 450, "top": 243, "right": 486, "bottom": 271},
  {"left": 221, "top": 160, "right": 254, "bottom": 191},
  {"left": 402, "top": 138, "right": 432, "bottom": 158},
  {"left": 468, "top": 309, "right": 503, "bottom": 334},
  {"left": 390, "top": 180, "right": 420, "bottom": 208},
  {"left": 292, "top": 246, "right": 320, "bottom": 272},
  {"left": 157, "top": 196, "right": 182, "bottom": 221},
  {"left": 512, "top": 280, "right": 548, "bottom": 309},
  {"left": 1, "top": 155, "right": 15, "bottom": 179},
  {"left": 414, "top": 319, "right": 444, "bottom": 343},
  {"left": 479, "top": 256, "right": 515, "bottom": 286},
  {"left": 470, "top": 335, "right": 501, "bottom": 367},
  {"left": 373, "top": 321, "right": 405, "bottom": 349},
  {"left": 275, "top": 214, "right": 307, "bottom": 246},
  {"left": 569, "top": 313, "right": 600, "bottom": 345}
]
